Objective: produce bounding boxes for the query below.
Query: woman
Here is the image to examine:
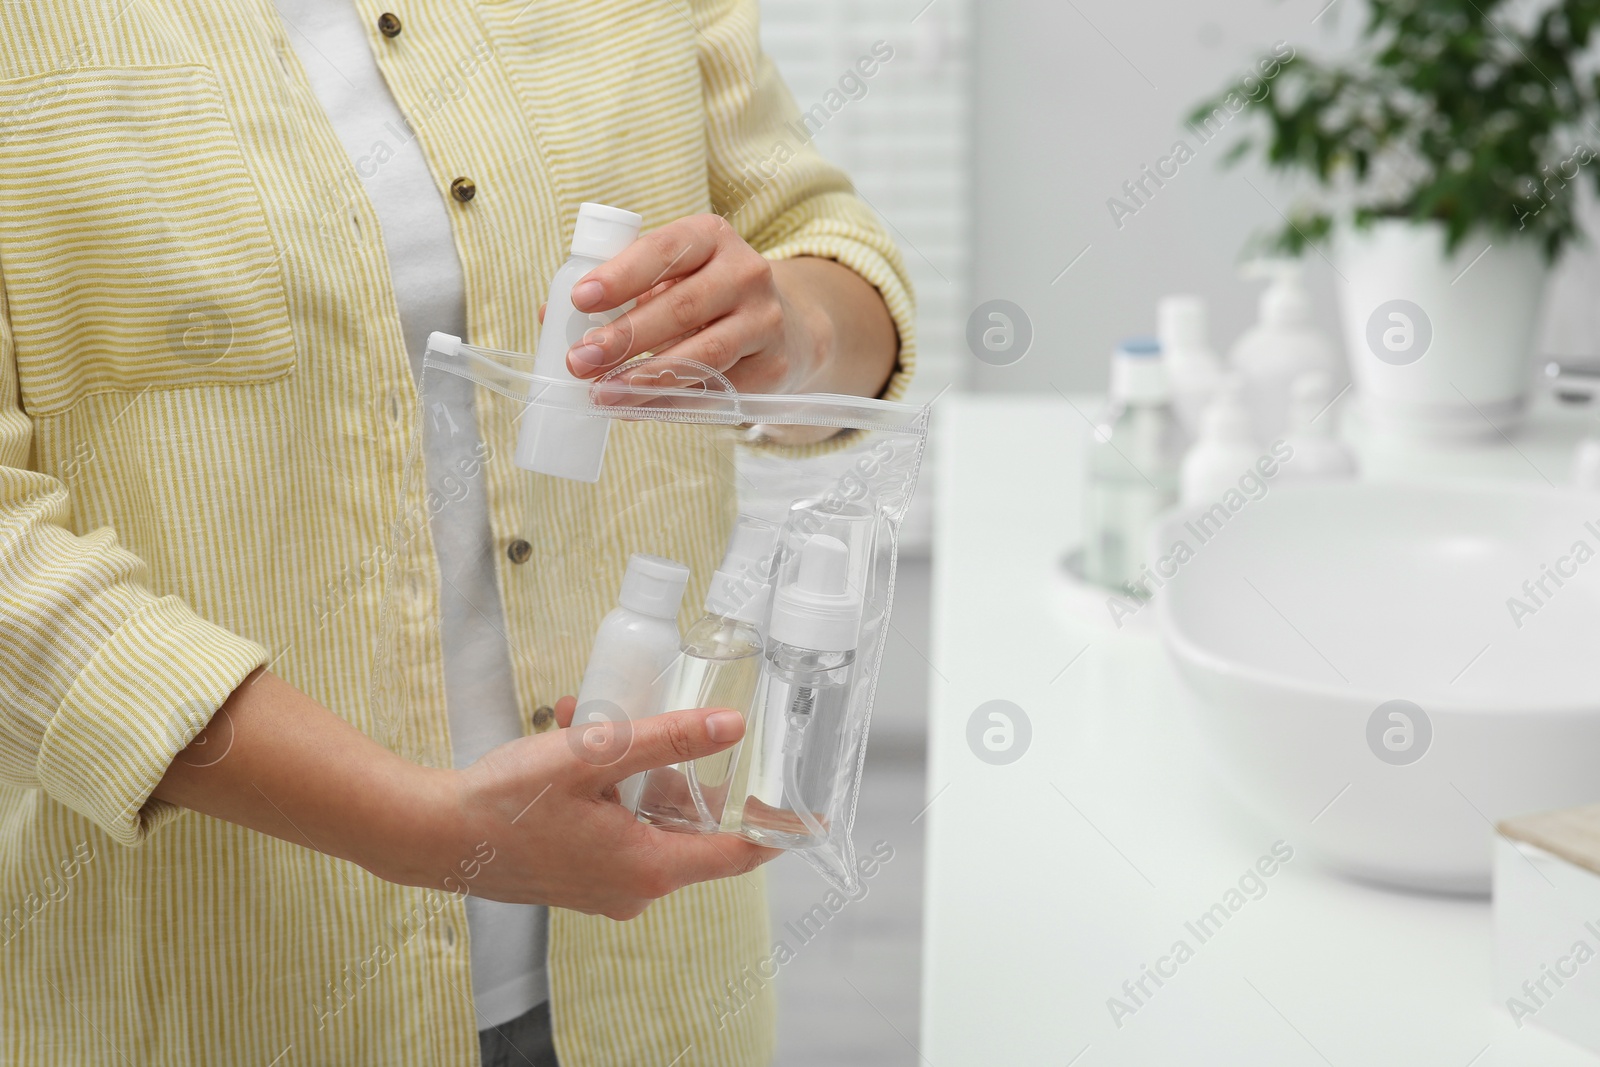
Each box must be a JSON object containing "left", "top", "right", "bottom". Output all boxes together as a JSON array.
[{"left": 0, "top": 1, "right": 912, "bottom": 1064}]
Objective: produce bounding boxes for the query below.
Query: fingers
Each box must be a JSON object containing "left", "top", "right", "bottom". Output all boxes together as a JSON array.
[
  {"left": 639, "top": 829, "right": 780, "bottom": 891},
  {"left": 554, "top": 695, "right": 576, "bottom": 729},
  {"left": 657, "top": 323, "right": 794, "bottom": 394},
  {"left": 568, "top": 272, "right": 746, "bottom": 378},
  {"left": 570, "top": 215, "right": 723, "bottom": 315},
  {"left": 582, "top": 708, "right": 746, "bottom": 790}
]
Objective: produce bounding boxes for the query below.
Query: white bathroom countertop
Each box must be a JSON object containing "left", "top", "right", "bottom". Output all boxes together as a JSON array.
[{"left": 920, "top": 392, "right": 1600, "bottom": 1065}]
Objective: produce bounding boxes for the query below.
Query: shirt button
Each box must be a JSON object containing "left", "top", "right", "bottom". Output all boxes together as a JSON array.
[
  {"left": 506, "top": 538, "right": 532, "bottom": 565},
  {"left": 377, "top": 12, "right": 403, "bottom": 38},
  {"left": 450, "top": 176, "right": 477, "bottom": 203},
  {"left": 531, "top": 706, "right": 556, "bottom": 732}
]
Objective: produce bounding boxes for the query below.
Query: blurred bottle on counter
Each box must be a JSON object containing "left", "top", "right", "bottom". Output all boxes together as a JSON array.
[
  {"left": 1230, "top": 260, "right": 1341, "bottom": 443},
  {"left": 1279, "top": 371, "right": 1358, "bottom": 482},
  {"left": 1083, "top": 338, "right": 1182, "bottom": 589},
  {"left": 1157, "top": 294, "right": 1223, "bottom": 437},
  {"left": 1180, "top": 377, "right": 1259, "bottom": 505},
  {"left": 1573, "top": 436, "right": 1600, "bottom": 491}
]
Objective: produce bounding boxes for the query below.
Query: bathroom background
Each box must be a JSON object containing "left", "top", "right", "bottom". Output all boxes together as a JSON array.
[
  {"left": 754, "top": 0, "right": 1600, "bottom": 1063},
  {"left": 755, "top": 0, "right": 1600, "bottom": 1063}
]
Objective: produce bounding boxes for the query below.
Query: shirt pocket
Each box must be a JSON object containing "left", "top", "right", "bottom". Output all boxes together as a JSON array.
[
  {"left": 472, "top": 0, "right": 706, "bottom": 216},
  {"left": 0, "top": 64, "right": 295, "bottom": 417}
]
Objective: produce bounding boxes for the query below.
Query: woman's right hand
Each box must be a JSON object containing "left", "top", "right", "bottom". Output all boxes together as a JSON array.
[
  {"left": 154, "top": 672, "right": 775, "bottom": 922},
  {"left": 392, "top": 699, "right": 777, "bottom": 919}
]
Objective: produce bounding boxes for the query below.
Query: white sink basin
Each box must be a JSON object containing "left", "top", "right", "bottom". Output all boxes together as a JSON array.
[{"left": 1157, "top": 481, "right": 1600, "bottom": 893}]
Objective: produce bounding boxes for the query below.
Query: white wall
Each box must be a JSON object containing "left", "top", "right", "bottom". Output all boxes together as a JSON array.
[{"left": 969, "top": 0, "right": 1600, "bottom": 393}]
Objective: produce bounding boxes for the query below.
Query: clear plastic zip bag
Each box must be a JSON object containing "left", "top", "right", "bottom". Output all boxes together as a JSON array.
[{"left": 371, "top": 332, "right": 928, "bottom": 894}]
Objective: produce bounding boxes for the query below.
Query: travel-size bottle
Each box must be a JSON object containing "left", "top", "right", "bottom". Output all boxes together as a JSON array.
[
  {"left": 514, "top": 202, "right": 643, "bottom": 483},
  {"left": 724, "top": 534, "right": 864, "bottom": 848},
  {"left": 574, "top": 553, "right": 689, "bottom": 811},
  {"left": 636, "top": 515, "right": 780, "bottom": 829}
]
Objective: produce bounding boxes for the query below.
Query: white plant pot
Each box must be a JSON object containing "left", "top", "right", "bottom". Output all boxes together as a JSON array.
[{"left": 1335, "top": 220, "right": 1548, "bottom": 440}]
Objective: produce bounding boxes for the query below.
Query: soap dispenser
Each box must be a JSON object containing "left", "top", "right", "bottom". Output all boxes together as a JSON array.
[
  {"left": 1181, "top": 377, "right": 1260, "bottom": 505},
  {"left": 1228, "top": 260, "right": 1342, "bottom": 443},
  {"left": 1279, "top": 371, "right": 1358, "bottom": 482}
]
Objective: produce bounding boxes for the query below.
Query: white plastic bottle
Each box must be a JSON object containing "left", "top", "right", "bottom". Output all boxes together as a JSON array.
[
  {"left": 636, "top": 515, "right": 779, "bottom": 828},
  {"left": 725, "top": 534, "right": 863, "bottom": 847},
  {"left": 1279, "top": 371, "right": 1358, "bottom": 482},
  {"left": 1082, "top": 338, "right": 1183, "bottom": 589},
  {"left": 575, "top": 553, "right": 689, "bottom": 810},
  {"left": 514, "top": 203, "right": 644, "bottom": 483},
  {"left": 1181, "top": 378, "right": 1260, "bottom": 505},
  {"left": 1228, "top": 260, "right": 1342, "bottom": 443},
  {"left": 1157, "top": 294, "right": 1223, "bottom": 437},
  {"left": 1575, "top": 437, "right": 1600, "bottom": 491}
]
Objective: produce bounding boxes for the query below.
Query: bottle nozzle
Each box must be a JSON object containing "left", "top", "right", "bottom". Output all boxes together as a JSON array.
[
  {"left": 768, "top": 534, "right": 863, "bottom": 652},
  {"left": 705, "top": 515, "right": 780, "bottom": 623}
]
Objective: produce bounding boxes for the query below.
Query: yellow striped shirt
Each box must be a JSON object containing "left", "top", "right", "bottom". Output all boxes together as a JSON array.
[{"left": 0, "top": 1, "right": 915, "bottom": 1063}]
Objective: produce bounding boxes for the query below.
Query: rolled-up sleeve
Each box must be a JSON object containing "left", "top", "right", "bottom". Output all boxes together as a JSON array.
[
  {"left": 691, "top": 0, "right": 917, "bottom": 402},
  {"left": 0, "top": 304, "right": 266, "bottom": 847}
]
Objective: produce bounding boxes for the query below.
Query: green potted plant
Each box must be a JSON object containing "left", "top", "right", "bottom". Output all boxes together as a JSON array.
[{"left": 1193, "top": 1, "right": 1600, "bottom": 437}]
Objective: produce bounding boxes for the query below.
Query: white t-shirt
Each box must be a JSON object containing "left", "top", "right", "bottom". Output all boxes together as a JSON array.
[{"left": 269, "top": 0, "right": 547, "bottom": 1029}]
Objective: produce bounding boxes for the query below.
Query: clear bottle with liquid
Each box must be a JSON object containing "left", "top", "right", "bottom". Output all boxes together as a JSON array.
[
  {"left": 636, "top": 515, "right": 779, "bottom": 830},
  {"left": 724, "top": 533, "right": 863, "bottom": 848},
  {"left": 1083, "top": 338, "right": 1183, "bottom": 589}
]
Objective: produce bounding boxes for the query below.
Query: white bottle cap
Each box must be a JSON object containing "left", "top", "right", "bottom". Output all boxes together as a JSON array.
[
  {"left": 618, "top": 554, "right": 690, "bottom": 620},
  {"left": 1157, "top": 295, "right": 1207, "bottom": 349},
  {"left": 571, "top": 203, "right": 643, "bottom": 260},
  {"left": 705, "top": 515, "right": 780, "bottom": 624},
  {"left": 768, "top": 535, "right": 863, "bottom": 653},
  {"left": 1109, "top": 337, "right": 1170, "bottom": 404}
]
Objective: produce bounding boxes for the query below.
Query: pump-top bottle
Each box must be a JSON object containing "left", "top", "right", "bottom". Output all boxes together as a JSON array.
[
  {"left": 575, "top": 553, "right": 689, "bottom": 811},
  {"left": 726, "top": 533, "right": 864, "bottom": 847},
  {"left": 1229, "top": 260, "right": 1341, "bottom": 443},
  {"left": 514, "top": 202, "right": 644, "bottom": 483},
  {"left": 636, "top": 515, "right": 780, "bottom": 829}
]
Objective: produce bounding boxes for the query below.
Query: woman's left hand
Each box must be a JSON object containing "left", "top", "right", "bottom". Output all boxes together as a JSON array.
[{"left": 561, "top": 214, "right": 883, "bottom": 397}]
